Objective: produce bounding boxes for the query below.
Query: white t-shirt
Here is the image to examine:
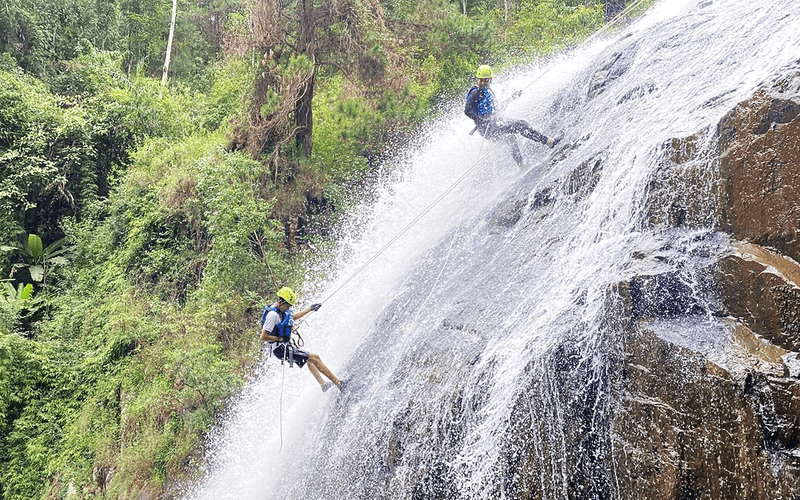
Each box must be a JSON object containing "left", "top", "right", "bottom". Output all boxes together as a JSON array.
[{"left": 262, "top": 309, "right": 281, "bottom": 333}]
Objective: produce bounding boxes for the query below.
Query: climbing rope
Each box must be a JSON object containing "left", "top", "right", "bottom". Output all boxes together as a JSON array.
[
  {"left": 500, "top": 0, "right": 651, "bottom": 105},
  {"left": 412, "top": 135, "right": 486, "bottom": 319},
  {"left": 319, "top": 147, "right": 494, "bottom": 305},
  {"left": 586, "top": 0, "right": 651, "bottom": 42},
  {"left": 315, "top": 0, "right": 651, "bottom": 306},
  {"left": 278, "top": 361, "right": 286, "bottom": 452}
]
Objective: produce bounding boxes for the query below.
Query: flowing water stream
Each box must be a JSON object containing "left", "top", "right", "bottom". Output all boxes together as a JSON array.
[{"left": 184, "top": 0, "right": 800, "bottom": 498}]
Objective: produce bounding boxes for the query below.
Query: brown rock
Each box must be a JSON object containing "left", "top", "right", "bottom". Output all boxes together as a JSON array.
[
  {"left": 717, "top": 90, "right": 800, "bottom": 262},
  {"left": 613, "top": 322, "right": 800, "bottom": 500},
  {"left": 609, "top": 70, "right": 800, "bottom": 499},
  {"left": 717, "top": 243, "right": 800, "bottom": 351}
]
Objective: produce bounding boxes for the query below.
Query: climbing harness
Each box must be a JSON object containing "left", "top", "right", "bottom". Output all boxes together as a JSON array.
[
  {"left": 275, "top": 341, "right": 297, "bottom": 367},
  {"left": 272, "top": 331, "right": 307, "bottom": 368}
]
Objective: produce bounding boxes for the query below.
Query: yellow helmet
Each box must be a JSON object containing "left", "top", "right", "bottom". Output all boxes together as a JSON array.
[
  {"left": 277, "top": 287, "right": 296, "bottom": 305},
  {"left": 475, "top": 64, "right": 494, "bottom": 79}
]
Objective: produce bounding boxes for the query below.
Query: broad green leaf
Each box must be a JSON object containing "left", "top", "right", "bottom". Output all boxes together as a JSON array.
[
  {"left": 29, "top": 264, "right": 44, "bottom": 282},
  {"left": 43, "top": 237, "right": 69, "bottom": 258},
  {"left": 19, "top": 283, "right": 33, "bottom": 301},
  {"left": 28, "top": 234, "right": 43, "bottom": 260},
  {"left": 0, "top": 282, "right": 14, "bottom": 302}
]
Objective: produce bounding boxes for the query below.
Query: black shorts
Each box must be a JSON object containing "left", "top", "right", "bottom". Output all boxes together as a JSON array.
[{"left": 272, "top": 343, "right": 309, "bottom": 368}]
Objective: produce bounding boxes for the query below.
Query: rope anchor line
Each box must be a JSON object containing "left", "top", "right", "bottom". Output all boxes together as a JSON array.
[
  {"left": 318, "top": 0, "right": 649, "bottom": 305},
  {"left": 320, "top": 149, "right": 495, "bottom": 305}
]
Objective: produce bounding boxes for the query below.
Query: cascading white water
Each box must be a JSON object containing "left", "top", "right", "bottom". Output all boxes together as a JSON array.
[{"left": 184, "top": 0, "right": 800, "bottom": 498}]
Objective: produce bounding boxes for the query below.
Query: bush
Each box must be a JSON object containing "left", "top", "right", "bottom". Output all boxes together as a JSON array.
[{"left": 502, "top": 0, "right": 605, "bottom": 61}]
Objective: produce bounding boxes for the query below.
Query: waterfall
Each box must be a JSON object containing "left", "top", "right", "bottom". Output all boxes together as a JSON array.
[{"left": 184, "top": 0, "right": 800, "bottom": 498}]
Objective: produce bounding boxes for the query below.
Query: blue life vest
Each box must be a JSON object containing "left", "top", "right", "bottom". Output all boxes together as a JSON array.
[
  {"left": 261, "top": 305, "right": 294, "bottom": 342},
  {"left": 465, "top": 86, "right": 495, "bottom": 121}
]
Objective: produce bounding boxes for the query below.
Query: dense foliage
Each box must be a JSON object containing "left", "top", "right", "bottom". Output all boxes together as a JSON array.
[{"left": 0, "top": 0, "right": 644, "bottom": 498}]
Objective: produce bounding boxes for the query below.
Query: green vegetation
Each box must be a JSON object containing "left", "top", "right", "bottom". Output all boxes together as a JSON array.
[{"left": 0, "top": 0, "right": 645, "bottom": 497}]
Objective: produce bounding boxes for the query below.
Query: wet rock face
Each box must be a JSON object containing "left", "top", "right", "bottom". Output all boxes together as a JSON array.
[
  {"left": 711, "top": 70, "right": 800, "bottom": 353},
  {"left": 642, "top": 132, "right": 719, "bottom": 230},
  {"left": 615, "top": 323, "right": 800, "bottom": 500},
  {"left": 491, "top": 70, "right": 800, "bottom": 500},
  {"left": 588, "top": 46, "right": 638, "bottom": 99},
  {"left": 610, "top": 69, "right": 800, "bottom": 499},
  {"left": 717, "top": 87, "right": 800, "bottom": 263},
  {"left": 717, "top": 248, "right": 800, "bottom": 352},
  {"left": 346, "top": 70, "right": 800, "bottom": 500}
]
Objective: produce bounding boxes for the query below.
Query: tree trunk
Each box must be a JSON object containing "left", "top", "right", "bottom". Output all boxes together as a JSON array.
[
  {"left": 295, "top": 0, "right": 315, "bottom": 157},
  {"left": 295, "top": 70, "right": 315, "bottom": 158},
  {"left": 162, "top": 0, "right": 178, "bottom": 85},
  {"left": 604, "top": 0, "right": 626, "bottom": 22}
]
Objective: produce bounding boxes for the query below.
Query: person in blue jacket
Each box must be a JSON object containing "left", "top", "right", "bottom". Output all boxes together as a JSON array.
[
  {"left": 260, "top": 287, "right": 344, "bottom": 392},
  {"left": 465, "top": 64, "right": 560, "bottom": 166}
]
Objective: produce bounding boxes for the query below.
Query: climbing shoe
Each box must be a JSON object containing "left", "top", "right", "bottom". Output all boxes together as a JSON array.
[
  {"left": 337, "top": 380, "right": 348, "bottom": 393},
  {"left": 321, "top": 382, "right": 334, "bottom": 393}
]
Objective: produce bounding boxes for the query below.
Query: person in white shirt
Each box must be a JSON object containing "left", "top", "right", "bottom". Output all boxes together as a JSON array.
[{"left": 260, "top": 287, "right": 344, "bottom": 392}]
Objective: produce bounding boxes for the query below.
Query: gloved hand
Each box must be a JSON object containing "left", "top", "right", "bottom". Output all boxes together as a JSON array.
[{"left": 310, "top": 303, "right": 322, "bottom": 311}]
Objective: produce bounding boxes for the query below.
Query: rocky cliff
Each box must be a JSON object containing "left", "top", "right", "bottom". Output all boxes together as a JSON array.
[
  {"left": 493, "top": 65, "right": 800, "bottom": 500},
  {"left": 613, "top": 66, "right": 800, "bottom": 499}
]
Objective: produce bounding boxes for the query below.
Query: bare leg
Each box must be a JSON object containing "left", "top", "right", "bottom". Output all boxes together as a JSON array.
[
  {"left": 307, "top": 353, "right": 341, "bottom": 386},
  {"left": 306, "top": 361, "right": 326, "bottom": 386}
]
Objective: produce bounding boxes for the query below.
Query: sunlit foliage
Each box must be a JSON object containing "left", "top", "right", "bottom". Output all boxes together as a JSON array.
[{"left": 0, "top": 0, "right": 642, "bottom": 497}]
